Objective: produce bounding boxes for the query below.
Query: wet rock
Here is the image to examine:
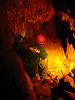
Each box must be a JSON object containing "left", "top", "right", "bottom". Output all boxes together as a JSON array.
[
  {"left": 65, "top": 91, "right": 75, "bottom": 99},
  {"left": 38, "top": 96, "right": 51, "bottom": 100},
  {"left": 64, "top": 75, "right": 75, "bottom": 89},
  {"left": 43, "top": 79, "right": 54, "bottom": 88},
  {"left": 34, "top": 83, "right": 51, "bottom": 96}
]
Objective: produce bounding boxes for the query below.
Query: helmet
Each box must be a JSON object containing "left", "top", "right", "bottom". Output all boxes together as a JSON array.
[{"left": 36, "top": 34, "right": 45, "bottom": 44}]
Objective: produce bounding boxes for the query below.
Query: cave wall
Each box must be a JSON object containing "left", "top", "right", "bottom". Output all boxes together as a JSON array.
[
  {"left": 7, "top": 0, "right": 55, "bottom": 38},
  {"left": 0, "top": 0, "right": 12, "bottom": 47}
]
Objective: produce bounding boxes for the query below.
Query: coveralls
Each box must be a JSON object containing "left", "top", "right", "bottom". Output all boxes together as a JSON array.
[{"left": 24, "top": 43, "right": 48, "bottom": 78}]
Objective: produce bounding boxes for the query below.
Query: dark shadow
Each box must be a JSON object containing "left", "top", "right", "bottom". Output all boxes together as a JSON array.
[
  {"left": 51, "top": 77, "right": 75, "bottom": 100},
  {"left": 12, "top": 34, "right": 26, "bottom": 63}
]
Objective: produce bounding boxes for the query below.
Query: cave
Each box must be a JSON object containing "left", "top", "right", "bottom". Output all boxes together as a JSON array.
[{"left": 0, "top": 0, "right": 75, "bottom": 100}]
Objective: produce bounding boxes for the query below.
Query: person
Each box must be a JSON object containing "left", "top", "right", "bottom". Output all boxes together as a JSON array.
[
  {"left": 12, "top": 34, "right": 26, "bottom": 63},
  {"left": 24, "top": 34, "right": 48, "bottom": 79}
]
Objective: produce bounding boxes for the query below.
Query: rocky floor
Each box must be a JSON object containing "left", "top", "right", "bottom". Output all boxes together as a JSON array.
[{"left": 30, "top": 74, "right": 75, "bottom": 100}]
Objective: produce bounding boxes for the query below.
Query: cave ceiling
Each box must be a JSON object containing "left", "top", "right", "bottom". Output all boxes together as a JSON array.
[{"left": 52, "top": 0, "right": 75, "bottom": 19}]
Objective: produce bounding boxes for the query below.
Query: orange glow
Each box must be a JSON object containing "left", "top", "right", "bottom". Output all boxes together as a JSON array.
[{"left": 44, "top": 34, "right": 75, "bottom": 80}]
